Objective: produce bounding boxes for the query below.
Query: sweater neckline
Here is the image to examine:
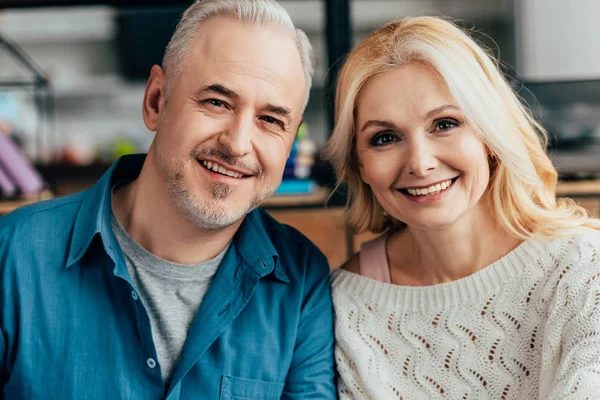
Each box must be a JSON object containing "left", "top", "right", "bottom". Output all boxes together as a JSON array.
[{"left": 331, "top": 237, "right": 548, "bottom": 311}]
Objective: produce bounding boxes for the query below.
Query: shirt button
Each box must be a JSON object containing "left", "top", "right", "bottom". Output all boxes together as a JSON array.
[
  {"left": 146, "top": 358, "right": 156, "bottom": 369},
  {"left": 260, "top": 260, "right": 269, "bottom": 269},
  {"left": 131, "top": 290, "right": 139, "bottom": 301}
]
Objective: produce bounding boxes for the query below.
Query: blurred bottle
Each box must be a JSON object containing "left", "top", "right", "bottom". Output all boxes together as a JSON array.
[{"left": 0, "top": 130, "right": 45, "bottom": 196}]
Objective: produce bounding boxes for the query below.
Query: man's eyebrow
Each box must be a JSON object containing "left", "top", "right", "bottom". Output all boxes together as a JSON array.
[
  {"left": 194, "top": 84, "right": 238, "bottom": 99},
  {"left": 264, "top": 104, "right": 292, "bottom": 119},
  {"left": 360, "top": 120, "right": 397, "bottom": 133}
]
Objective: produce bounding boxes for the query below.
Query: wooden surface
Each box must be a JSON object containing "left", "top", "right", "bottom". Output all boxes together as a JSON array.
[
  {"left": 575, "top": 198, "right": 600, "bottom": 217},
  {"left": 2, "top": 181, "right": 600, "bottom": 270},
  {"left": 556, "top": 180, "right": 600, "bottom": 196},
  {"left": 269, "top": 208, "right": 349, "bottom": 269},
  {"left": 0, "top": 191, "right": 53, "bottom": 216},
  {"left": 0, "top": 185, "right": 329, "bottom": 215},
  {"left": 262, "top": 186, "right": 330, "bottom": 208}
]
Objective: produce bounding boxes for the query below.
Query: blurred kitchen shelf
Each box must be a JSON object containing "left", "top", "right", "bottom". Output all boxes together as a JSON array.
[
  {"left": 0, "top": 0, "right": 194, "bottom": 8},
  {"left": 550, "top": 141, "right": 600, "bottom": 176},
  {"left": 522, "top": 80, "right": 600, "bottom": 105},
  {"left": 0, "top": 0, "right": 513, "bottom": 31},
  {"left": 0, "top": 190, "right": 53, "bottom": 216},
  {"left": 35, "top": 162, "right": 334, "bottom": 208},
  {"left": 0, "top": 6, "right": 116, "bottom": 43},
  {"left": 2, "top": 180, "right": 600, "bottom": 218},
  {"left": 36, "top": 162, "right": 112, "bottom": 180},
  {"left": 262, "top": 186, "right": 330, "bottom": 209},
  {"left": 556, "top": 180, "right": 600, "bottom": 197},
  {"left": 51, "top": 75, "right": 146, "bottom": 98}
]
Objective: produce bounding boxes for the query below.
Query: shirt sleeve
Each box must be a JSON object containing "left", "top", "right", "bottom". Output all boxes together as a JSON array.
[
  {"left": 0, "top": 328, "right": 6, "bottom": 397},
  {"left": 0, "top": 223, "right": 9, "bottom": 396},
  {"left": 541, "top": 234, "right": 600, "bottom": 399},
  {"left": 282, "top": 249, "right": 336, "bottom": 399}
]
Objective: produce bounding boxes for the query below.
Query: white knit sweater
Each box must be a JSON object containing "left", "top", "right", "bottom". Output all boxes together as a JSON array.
[{"left": 331, "top": 230, "right": 600, "bottom": 399}]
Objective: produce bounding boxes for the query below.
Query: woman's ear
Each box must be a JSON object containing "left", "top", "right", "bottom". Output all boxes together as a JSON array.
[{"left": 142, "top": 65, "right": 168, "bottom": 131}]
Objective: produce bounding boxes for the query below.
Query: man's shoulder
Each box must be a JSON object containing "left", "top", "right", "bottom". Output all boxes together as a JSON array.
[{"left": 0, "top": 191, "right": 86, "bottom": 239}]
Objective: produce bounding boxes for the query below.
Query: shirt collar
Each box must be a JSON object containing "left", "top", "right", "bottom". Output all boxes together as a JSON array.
[
  {"left": 66, "top": 154, "right": 146, "bottom": 268},
  {"left": 65, "top": 153, "right": 289, "bottom": 284},
  {"left": 233, "top": 209, "right": 289, "bottom": 284}
]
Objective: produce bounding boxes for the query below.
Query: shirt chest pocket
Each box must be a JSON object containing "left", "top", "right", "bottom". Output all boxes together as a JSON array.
[{"left": 220, "top": 376, "right": 285, "bottom": 400}]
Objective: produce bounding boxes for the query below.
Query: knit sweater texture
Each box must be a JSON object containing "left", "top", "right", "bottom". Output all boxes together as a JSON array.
[{"left": 331, "top": 230, "right": 600, "bottom": 399}]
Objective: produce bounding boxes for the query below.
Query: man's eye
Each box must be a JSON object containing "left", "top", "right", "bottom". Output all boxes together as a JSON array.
[
  {"left": 434, "top": 118, "right": 460, "bottom": 131},
  {"left": 260, "top": 116, "right": 284, "bottom": 129},
  {"left": 204, "top": 99, "right": 226, "bottom": 108},
  {"left": 370, "top": 132, "right": 398, "bottom": 147}
]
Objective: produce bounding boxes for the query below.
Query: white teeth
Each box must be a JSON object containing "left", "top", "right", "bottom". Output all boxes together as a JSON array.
[
  {"left": 201, "top": 160, "right": 243, "bottom": 178},
  {"left": 406, "top": 179, "right": 454, "bottom": 196}
]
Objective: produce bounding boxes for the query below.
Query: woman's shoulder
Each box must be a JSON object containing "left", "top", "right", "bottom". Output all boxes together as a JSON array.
[
  {"left": 543, "top": 228, "right": 600, "bottom": 260},
  {"left": 330, "top": 254, "right": 360, "bottom": 284},
  {"left": 340, "top": 253, "right": 361, "bottom": 274},
  {"left": 537, "top": 228, "right": 600, "bottom": 286}
]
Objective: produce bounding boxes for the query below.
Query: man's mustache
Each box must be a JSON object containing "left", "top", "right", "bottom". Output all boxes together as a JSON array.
[{"left": 191, "top": 148, "right": 264, "bottom": 177}]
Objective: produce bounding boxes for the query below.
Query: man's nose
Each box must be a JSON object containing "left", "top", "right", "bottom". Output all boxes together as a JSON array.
[{"left": 218, "top": 115, "right": 253, "bottom": 158}]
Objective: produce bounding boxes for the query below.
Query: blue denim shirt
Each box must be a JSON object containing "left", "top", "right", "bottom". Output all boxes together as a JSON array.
[{"left": 0, "top": 155, "right": 335, "bottom": 399}]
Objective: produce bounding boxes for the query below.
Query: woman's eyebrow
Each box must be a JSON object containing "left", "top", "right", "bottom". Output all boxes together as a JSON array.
[
  {"left": 360, "top": 120, "right": 397, "bottom": 133},
  {"left": 423, "top": 104, "right": 459, "bottom": 120}
]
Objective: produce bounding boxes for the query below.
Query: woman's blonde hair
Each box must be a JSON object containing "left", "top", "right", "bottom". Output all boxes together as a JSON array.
[{"left": 323, "top": 16, "right": 600, "bottom": 239}]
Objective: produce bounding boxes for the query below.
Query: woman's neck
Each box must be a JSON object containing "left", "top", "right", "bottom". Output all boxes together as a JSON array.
[{"left": 387, "top": 207, "right": 522, "bottom": 286}]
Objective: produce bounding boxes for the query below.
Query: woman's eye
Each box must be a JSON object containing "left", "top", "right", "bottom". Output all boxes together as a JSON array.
[
  {"left": 370, "top": 132, "right": 397, "bottom": 147},
  {"left": 434, "top": 118, "right": 460, "bottom": 132}
]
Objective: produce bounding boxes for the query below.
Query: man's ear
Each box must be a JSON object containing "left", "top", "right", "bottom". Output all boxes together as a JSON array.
[{"left": 142, "top": 65, "right": 168, "bottom": 131}]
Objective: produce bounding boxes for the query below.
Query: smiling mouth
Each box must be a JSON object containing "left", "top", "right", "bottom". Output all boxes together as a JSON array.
[
  {"left": 398, "top": 176, "right": 459, "bottom": 196},
  {"left": 199, "top": 160, "right": 249, "bottom": 179}
]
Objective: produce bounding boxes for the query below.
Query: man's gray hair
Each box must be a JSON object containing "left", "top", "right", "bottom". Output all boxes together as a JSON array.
[{"left": 162, "top": 0, "right": 315, "bottom": 108}]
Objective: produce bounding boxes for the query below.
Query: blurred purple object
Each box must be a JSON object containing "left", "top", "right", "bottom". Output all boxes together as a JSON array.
[
  {"left": 0, "top": 133, "right": 44, "bottom": 194},
  {"left": 0, "top": 162, "right": 16, "bottom": 197}
]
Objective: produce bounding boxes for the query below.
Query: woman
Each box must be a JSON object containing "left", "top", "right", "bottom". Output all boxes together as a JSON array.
[{"left": 324, "top": 16, "right": 600, "bottom": 399}]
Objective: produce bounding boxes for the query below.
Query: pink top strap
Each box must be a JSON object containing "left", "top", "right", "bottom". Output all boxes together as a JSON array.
[{"left": 359, "top": 235, "right": 391, "bottom": 283}]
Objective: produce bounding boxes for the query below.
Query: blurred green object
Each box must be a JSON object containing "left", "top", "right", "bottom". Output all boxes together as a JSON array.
[
  {"left": 297, "top": 121, "right": 308, "bottom": 140},
  {"left": 113, "top": 139, "right": 137, "bottom": 159}
]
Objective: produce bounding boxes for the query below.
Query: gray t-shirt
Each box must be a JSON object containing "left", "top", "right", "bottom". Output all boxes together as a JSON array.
[{"left": 110, "top": 209, "right": 228, "bottom": 384}]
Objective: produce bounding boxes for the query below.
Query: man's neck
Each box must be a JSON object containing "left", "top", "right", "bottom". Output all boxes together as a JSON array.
[{"left": 111, "top": 162, "right": 241, "bottom": 265}]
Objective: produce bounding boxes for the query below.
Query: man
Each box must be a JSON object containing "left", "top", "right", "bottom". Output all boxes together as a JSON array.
[{"left": 0, "top": 1, "right": 336, "bottom": 398}]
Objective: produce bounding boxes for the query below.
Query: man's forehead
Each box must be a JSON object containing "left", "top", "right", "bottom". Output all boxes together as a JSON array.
[
  {"left": 205, "top": 61, "right": 286, "bottom": 90},
  {"left": 189, "top": 16, "right": 305, "bottom": 91}
]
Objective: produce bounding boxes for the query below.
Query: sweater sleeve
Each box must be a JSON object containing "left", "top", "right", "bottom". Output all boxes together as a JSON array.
[{"left": 540, "top": 233, "right": 600, "bottom": 399}]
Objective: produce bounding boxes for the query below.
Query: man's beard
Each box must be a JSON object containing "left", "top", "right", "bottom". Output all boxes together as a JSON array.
[{"left": 157, "top": 146, "right": 277, "bottom": 230}]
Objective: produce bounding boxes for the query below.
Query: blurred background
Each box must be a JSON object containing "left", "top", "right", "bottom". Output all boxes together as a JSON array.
[{"left": 1, "top": 0, "right": 599, "bottom": 266}]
